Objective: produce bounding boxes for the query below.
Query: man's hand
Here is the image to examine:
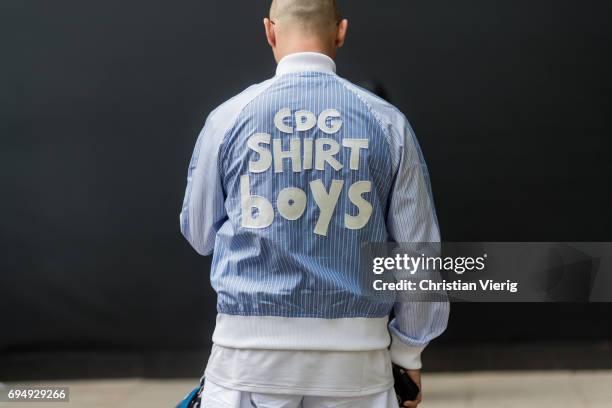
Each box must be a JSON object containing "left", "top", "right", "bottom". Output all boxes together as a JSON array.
[{"left": 402, "top": 369, "right": 422, "bottom": 408}]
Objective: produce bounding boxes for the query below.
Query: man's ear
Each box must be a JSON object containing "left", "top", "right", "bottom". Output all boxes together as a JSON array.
[
  {"left": 263, "top": 18, "right": 276, "bottom": 48},
  {"left": 336, "top": 19, "right": 348, "bottom": 48}
]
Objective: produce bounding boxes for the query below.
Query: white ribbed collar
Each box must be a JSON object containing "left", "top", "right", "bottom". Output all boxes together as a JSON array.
[{"left": 276, "top": 52, "right": 337, "bottom": 76}]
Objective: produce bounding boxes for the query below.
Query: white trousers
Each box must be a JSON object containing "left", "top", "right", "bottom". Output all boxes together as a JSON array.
[{"left": 201, "top": 380, "right": 399, "bottom": 408}]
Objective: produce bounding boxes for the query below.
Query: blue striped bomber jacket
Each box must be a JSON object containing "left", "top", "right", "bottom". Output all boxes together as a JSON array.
[{"left": 180, "top": 52, "right": 448, "bottom": 369}]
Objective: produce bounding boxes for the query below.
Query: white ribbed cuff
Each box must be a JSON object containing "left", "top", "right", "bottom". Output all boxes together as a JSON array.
[
  {"left": 212, "top": 313, "right": 391, "bottom": 351},
  {"left": 389, "top": 333, "right": 426, "bottom": 369}
]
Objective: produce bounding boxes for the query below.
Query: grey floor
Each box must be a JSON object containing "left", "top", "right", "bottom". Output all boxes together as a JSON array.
[{"left": 1, "top": 371, "right": 611, "bottom": 408}]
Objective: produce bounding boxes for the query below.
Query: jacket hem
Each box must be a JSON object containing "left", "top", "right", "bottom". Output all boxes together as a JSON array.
[{"left": 212, "top": 313, "right": 391, "bottom": 351}]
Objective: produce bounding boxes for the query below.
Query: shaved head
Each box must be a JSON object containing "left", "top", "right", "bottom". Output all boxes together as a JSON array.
[
  {"left": 270, "top": 0, "right": 341, "bottom": 32},
  {"left": 264, "top": 0, "right": 348, "bottom": 62}
]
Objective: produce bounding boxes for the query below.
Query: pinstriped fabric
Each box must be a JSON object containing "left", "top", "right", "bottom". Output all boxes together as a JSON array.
[
  {"left": 180, "top": 53, "right": 448, "bottom": 351},
  {"left": 343, "top": 80, "right": 449, "bottom": 348},
  {"left": 180, "top": 80, "right": 276, "bottom": 256},
  {"left": 214, "top": 72, "right": 394, "bottom": 318}
]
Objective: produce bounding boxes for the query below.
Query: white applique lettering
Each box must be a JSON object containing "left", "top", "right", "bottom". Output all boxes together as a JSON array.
[
  {"left": 274, "top": 108, "right": 293, "bottom": 133},
  {"left": 303, "top": 138, "right": 314, "bottom": 170},
  {"left": 295, "top": 110, "right": 317, "bottom": 132},
  {"left": 342, "top": 139, "right": 369, "bottom": 170},
  {"left": 310, "top": 179, "right": 344, "bottom": 236},
  {"left": 273, "top": 138, "right": 302, "bottom": 173},
  {"left": 345, "top": 181, "right": 373, "bottom": 230},
  {"left": 240, "top": 109, "right": 374, "bottom": 234},
  {"left": 248, "top": 133, "right": 272, "bottom": 173},
  {"left": 315, "top": 138, "right": 343, "bottom": 171},
  {"left": 277, "top": 187, "right": 307, "bottom": 220},
  {"left": 317, "top": 109, "right": 343, "bottom": 134},
  {"left": 240, "top": 174, "right": 274, "bottom": 228}
]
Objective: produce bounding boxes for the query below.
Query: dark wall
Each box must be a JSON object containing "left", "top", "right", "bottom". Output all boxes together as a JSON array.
[{"left": 2, "top": 0, "right": 611, "bottom": 356}]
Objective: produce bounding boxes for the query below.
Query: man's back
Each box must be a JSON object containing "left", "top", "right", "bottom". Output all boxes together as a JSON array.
[
  {"left": 181, "top": 51, "right": 443, "bottom": 353},
  {"left": 180, "top": 51, "right": 447, "bottom": 408},
  {"left": 179, "top": 2, "right": 446, "bottom": 407},
  {"left": 213, "top": 53, "right": 396, "bottom": 318}
]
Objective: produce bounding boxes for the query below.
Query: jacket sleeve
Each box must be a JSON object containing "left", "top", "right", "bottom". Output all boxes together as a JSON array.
[
  {"left": 386, "top": 116, "right": 449, "bottom": 369},
  {"left": 179, "top": 112, "right": 228, "bottom": 256}
]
